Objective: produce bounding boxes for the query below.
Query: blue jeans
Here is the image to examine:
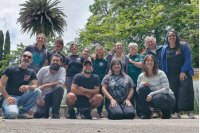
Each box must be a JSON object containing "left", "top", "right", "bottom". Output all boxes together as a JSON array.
[{"left": 2, "top": 88, "right": 42, "bottom": 119}]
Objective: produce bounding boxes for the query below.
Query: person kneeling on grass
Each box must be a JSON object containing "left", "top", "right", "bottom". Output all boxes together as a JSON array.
[
  {"left": 66, "top": 60, "right": 103, "bottom": 119},
  {"left": 101, "top": 59, "right": 135, "bottom": 120},
  {"left": 137, "top": 54, "right": 175, "bottom": 119},
  {"left": 0, "top": 51, "right": 41, "bottom": 119}
]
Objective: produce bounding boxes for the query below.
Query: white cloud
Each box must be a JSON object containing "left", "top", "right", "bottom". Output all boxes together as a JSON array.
[{"left": 0, "top": 0, "right": 94, "bottom": 50}]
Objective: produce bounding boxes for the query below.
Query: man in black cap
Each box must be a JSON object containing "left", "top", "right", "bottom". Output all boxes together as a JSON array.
[{"left": 66, "top": 60, "right": 103, "bottom": 119}]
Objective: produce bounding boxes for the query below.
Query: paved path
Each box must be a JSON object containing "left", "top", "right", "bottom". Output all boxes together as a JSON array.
[{"left": 0, "top": 115, "right": 198, "bottom": 133}]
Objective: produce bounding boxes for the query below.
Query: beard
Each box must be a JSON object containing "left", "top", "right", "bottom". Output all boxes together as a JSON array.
[
  {"left": 84, "top": 70, "right": 93, "bottom": 74},
  {"left": 21, "top": 59, "right": 30, "bottom": 67},
  {"left": 50, "top": 63, "right": 61, "bottom": 70}
]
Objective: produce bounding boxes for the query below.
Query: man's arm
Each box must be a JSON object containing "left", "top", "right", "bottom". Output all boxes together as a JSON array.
[
  {"left": 19, "top": 79, "right": 38, "bottom": 93},
  {"left": 71, "top": 84, "right": 87, "bottom": 96},
  {"left": 0, "top": 75, "right": 16, "bottom": 105},
  {"left": 78, "top": 86, "right": 99, "bottom": 95},
  {"left": 29, "top": 79, "right": 38, "bottom": 90},
  {"left": 39, "top": 81, "right": 61, "bottom": 91},
  {"left": 0, "top": 75, "right": 9, "bottom": 99}
]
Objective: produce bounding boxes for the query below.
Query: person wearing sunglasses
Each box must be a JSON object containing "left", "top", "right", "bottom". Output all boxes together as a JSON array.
[
  {"left": 161, "top": 31, "right": 195, "bottom": 119},
  {"left": 22, "top": 33, "right": 47, "bottom": 73},
  {"left": 0, "top": 51, "right": 42, "bottom": 119}
]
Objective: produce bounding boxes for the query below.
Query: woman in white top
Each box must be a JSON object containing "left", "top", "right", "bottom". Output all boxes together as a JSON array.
[{"left": 137, "top": 54, "right": 175, "bottom": 119}]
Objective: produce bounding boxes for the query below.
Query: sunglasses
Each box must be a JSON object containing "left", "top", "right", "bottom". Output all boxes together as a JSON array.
[
  {"left": 168, "top": 35, "right": 176, "bottom": 37},
  {"left": 23, "top": 55, "right": 32, "bottom": 59}
]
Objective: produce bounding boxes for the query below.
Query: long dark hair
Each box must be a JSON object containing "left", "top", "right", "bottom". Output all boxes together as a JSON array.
[
  {"left": 108, "top": 58, "right": 126, "bottom": 76},
  {"left": 166, "top": 30, "right": 181, "bottom": 49},
  {"left": 142, "top": 54, "right": 158, "bottom": 76}
]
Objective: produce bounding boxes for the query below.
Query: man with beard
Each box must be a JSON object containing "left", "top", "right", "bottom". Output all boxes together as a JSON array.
[
  {"left": 0, "top": 51, "right": 41, "bottom": 119},
  {"left": 46, "top": 38, "right": 66, "bottom": 65},
  {"left": 66, "top": 60, "right": 103, "bottom": 119},
  {"left": 33, "top": 54, "right": 66, "bottom": 119}
]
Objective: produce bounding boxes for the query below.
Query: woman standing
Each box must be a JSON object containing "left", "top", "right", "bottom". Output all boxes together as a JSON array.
[
  {"left": 161, "top": 31, "right": 195, "bottom": 119},
  {"left": 82, "top": 48, "right": 91, "bottom": 61},
  {"left": 64, "top": 44, "right": 85, "bottom": 94},
  {"left": 22, "top": 33, "right": 47, "bottom": 73},
  {"left": 106, "top": 42, "right": 129, "bottom": 74},
  {"left": 102, "top": 59, "right": 135, "bottom": 120},
  {"left": 128, "top": 43, "right": 143, "bottom": 118},
  {"left": 137, "top": 54, "right": 175, "bottom": 119},
  {"left": 92, "top": 45, "right": 108, "bottom": 118}
]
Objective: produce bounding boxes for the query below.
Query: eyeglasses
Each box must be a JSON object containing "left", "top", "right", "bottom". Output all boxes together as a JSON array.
[
  {"left": 37, "top": 37, "right": 44, "bottom": 40},
  {"left": 129, "top": 46, "right": 137, "bottom": 49},
  {"left": 23, "top": 55, "right": 32, "bottom": 59},
  {"left": 168, "top": 35, "right": 176, "bottom": 38}
]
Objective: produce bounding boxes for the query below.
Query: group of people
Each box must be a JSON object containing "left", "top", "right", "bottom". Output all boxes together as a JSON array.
[{"left": 0, "top": 30, "right": 195, "bottom": 120}]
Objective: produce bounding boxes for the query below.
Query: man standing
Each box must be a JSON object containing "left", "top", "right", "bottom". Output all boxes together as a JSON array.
[
  {"left": 66, "top": 60, "right": 103, "bottom": 119},
  {"left": 46, "top": 38, "right": 66, "bottom": 65},
  {"left": 142, "top": 36, "right": 163, "bottom": 118},
  {"left": 0, "top": 51, "right": 41, "bottom": 119},
  {"left": 143, "top": 36, "right": 163, "bottom": 69},
  {"left": 33, "top": 54, "right": 66, "bottom": 119}
]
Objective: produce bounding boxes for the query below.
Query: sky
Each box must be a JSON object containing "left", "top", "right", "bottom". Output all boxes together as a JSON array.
[{"left": 0, "top": 0, "right": 94, "bottom": 50}]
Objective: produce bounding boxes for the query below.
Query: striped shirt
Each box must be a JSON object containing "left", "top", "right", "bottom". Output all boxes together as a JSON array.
[{"left": 137, "top": 70, "right": 174, "bottom": 98}]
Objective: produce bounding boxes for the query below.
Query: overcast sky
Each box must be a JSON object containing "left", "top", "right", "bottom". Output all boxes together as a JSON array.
[{"left": 0, "top": 0, "right": 94, "bottom": 50}]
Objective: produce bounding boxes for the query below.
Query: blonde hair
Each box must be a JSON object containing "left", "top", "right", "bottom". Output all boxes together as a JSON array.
[{"left": 93, "top": 45, "right": 105, "bottom": 61}]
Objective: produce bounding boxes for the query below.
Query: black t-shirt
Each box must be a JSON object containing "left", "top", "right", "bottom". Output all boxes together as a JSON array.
[
  {"left": 72, "top": 73, "right": 100, "bottom": 90},
  {"left": 2, "top": 65, "right": 37, "bottom": 96},
  {"left": 47, "top": 50, "right": 66, "bottom": 65},
  {"left": 65, "top": 55, "right": 85, "bottom": 77},
  {"left": 167, "top": 46, "right": 184, "bottom": 74}
]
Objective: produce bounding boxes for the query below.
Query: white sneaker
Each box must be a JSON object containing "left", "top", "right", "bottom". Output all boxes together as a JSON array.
[
  {"left": 188, "top": 111, "right": 195, "bottom": 119},
  {"left": 152, "top": 113, "right": 159, "bottom": 118},
  {"left": 172, "top": 112, "right": 180, "bottom": 119},
  {"left": 2, "top": 112, "right": 8, "bottom": 119},
  {"left": 17, "top": 113, "right": 33, "bottom": 119}
]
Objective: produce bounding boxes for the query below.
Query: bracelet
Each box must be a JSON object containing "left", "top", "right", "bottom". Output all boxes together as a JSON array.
[
  {"left": 132, "top": 61, "right": 134, "bottom": 64},
  {"left": 126, "top": 98, "right": 130, "bottom": 100}
]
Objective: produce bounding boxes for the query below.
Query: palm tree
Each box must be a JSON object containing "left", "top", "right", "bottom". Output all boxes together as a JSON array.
[{"left": 17, "top": 0, "right": 67, "bottom": 37}]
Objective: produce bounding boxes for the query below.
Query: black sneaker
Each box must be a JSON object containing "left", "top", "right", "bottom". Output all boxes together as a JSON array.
[
  {"left": 66, "top": 110, "right": 76, "bottom": 119},
  {"left": 141, "top": 114, "right": 151, "bottom": 119},
  {"left": 162, "top": 112, "right": 171, "bottom": 119},
  {"left": 51, "top": 113, "right": 60, "bottom": 119},
  {"left": 33, "top": 112, "right": 43, "bottom": 118},
  {"left": 82, "top": 109, "right": 92, "bottom": 119}
]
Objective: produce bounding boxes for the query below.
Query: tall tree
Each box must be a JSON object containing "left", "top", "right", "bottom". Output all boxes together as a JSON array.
[
  {"left": 4, "top": 30, "right": 10, "bottom": 60},
  {"left": 17, "top": 0, "right": 67, "bottom": 37},
  {"left": 0, "top": 30, "right": 4, "bottom": 61}
]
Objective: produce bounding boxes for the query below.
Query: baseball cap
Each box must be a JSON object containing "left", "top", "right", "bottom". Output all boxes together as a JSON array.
[{"left": 83, "top": 60, "right": 93, "bottom": 66}]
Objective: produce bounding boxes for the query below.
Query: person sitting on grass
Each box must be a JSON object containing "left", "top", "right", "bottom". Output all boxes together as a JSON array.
[
  {"left": 102, "top": 59, "right": 135, "bottom": 120},
  {"left": 0, "top": 51, "right": 41, "bottom": 119},
  {"left": 66, "top": 60, "right": 103, "bottom": 119},
  {"left": 137, "top": 54, "right": 175, "bottom": 119},
  {"left": 33, "top": 54, "right": 66, "bottom": 119}
]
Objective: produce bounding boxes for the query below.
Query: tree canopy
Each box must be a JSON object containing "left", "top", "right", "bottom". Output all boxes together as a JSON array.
[{"left": 17, "top": 0, "right": 67, "bottom": 37}]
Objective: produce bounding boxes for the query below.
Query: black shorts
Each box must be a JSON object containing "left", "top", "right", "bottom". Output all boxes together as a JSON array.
[{"left": 74, "top": 95, "right": 91, "bottom": 108}]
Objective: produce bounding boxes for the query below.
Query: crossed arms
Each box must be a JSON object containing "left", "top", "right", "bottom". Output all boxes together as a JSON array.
[{"left": 71, "top": 84, "right": 99, "bottom": 98}]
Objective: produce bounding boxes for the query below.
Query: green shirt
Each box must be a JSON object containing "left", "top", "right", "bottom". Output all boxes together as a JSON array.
[
  {"left": 92, "top": 58, "right": 108, "bottom": 83},
  {"left": 128, "top": 54, "right": 144, "bottom": 81}
]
